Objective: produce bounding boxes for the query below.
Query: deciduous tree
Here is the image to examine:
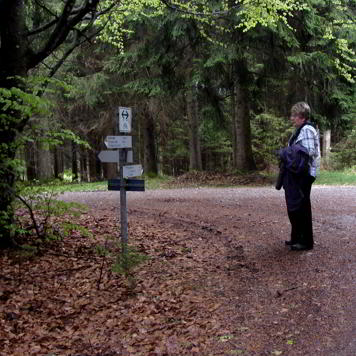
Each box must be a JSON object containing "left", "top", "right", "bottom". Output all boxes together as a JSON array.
[{"left": 0, "top": 0, "right": 111, "bottom": 245}]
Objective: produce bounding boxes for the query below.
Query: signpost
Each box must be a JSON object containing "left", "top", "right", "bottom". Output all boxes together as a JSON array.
[
  {"left": 104, "top": 135, "right": 132, "bottom": 149},
  {"left": 117, "top": 107, "right": 132, "bottom": 133},
  {"left": 98, "top": 150, "right": 120, "bottom": 163},
  {"left": 98, "top": 150, "right": 133, "bottom": 164},
  {"left": 99, "top": 106, "right": 143, "bottom": 268},
  {"left": 108, "top": 179, "right": 145, "bottom": 191},
  {"left": 123, "top": 164, "right": 143, "bottom": 178}
]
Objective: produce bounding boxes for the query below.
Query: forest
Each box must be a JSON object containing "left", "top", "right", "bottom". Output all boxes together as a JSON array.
[
  {"left": 0, "top": 0, "right": 355, "bottom": 242},
  {"left": 0, "top": 2, "right": 356, "bottom": 354}
]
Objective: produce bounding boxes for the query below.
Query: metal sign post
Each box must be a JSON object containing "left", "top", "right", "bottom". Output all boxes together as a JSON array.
[
  {"left": 98, "top": 106, "right": 144, "bottom": 270},
  {"left": 119, "top": 149, "right": 128, "bottom": 259}
]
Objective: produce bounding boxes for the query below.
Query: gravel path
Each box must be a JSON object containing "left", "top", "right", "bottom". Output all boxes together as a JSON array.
[{"left": 59, "top": 185, "right": 356, "bottom": 355}]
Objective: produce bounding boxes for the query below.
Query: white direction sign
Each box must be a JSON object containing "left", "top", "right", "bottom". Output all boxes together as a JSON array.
[
  {"left": 104, "top": 135, "right": 132, "bottom": 149},
  {"left": 98, "top": 150, "right": 133, "bottom": 163},
  {"left": 123, "top": 164, "right": 143, "bottom": 178},
  {"left": 125, "top": 150, "right": 133, "bottom": 164},
  {"left": 118, "top": 107, "right": 132, "bottom": 133},
  {"left": 98, "top": 150, "right": 120, "bottom": 163}
]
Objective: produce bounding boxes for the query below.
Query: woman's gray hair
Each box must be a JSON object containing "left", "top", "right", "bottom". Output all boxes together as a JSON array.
[{"left": 291, "top": 102, "right": 311, "bottom": 120}]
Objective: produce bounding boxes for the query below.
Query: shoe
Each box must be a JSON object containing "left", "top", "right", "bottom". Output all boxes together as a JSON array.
[
  {"left": 285, "top": 240, "right": 294, "bottom": 246},
  {"left": 290, "top": 243, "right": 313, "bottom": 251}
]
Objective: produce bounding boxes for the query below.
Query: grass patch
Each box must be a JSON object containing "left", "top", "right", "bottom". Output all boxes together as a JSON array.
[
  {"left": 33, "top": 180, "right": 108, "bottom": 193},
  {"left": 316, "top": 169, "right": 356, "bottom": 185},
  {"left": 142, "top": 174, "right": 174, "bottom": 189},
  {"left": 22, "top": 170, "right": 355, "bottom": 194},
  {"left": 32, "top": 175, "right": 174, "bottom": 193}
]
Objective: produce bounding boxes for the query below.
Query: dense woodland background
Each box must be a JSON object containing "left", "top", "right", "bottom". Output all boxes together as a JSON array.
[
  {"left": 0, "top": 1, "right": 355, "bottom": 242},
  {"left": 7, "top": 1, "right": 356, "bottom": 181}
]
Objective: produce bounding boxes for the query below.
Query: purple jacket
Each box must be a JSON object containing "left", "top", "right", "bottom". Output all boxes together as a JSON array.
[{"left": 279, "top": 144, "right": 309, "bottom": 211}]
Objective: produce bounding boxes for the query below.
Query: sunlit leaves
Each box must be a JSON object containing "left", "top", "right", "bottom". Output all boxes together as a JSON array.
[
  {"left": 314, "top": 0, "right": 356, "bottom": 83},
  {"left": 334, "top": 39, "right": 356, "bottom": 83},
  {"left": 96, "top": 0, "right": 307, "bottom": 49},
  {"left": 236, "top": 0, "right": 307, "bottom": 31},
  {"left": 95, "top": 0, "right": 165, "bottom": 50}
]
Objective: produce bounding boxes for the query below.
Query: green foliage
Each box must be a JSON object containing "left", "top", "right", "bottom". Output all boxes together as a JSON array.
[
  {"left": 0, "top": 77, "right": 90, "bottom": 241},
  {"left": 161, "top": 120, "right": 190, "bottom": 174},
  {"left": 200, "top": 116, "right": 232, "bottom": 160},
  {"left": 113, "top": 245, "right": 149, "bottom": 276},
  {"left": 237, "top": 0, "right": 307, "bottom": 32},
  {"left": 95, "top": 0, "right": 165, "bottom": 50},
  {"left": 20, "top": 126, "right": 91, "bottom": 153},
  {"left": 66, "top": 71, "right": 111, "bottom": 107},
  {"left": 0, "top": 76, "right": 72, "bottom": 122},
  {"left": 329, "top": 128, "right": 356, "bottom": 170},
  {"left": 34, "top": 180, "right": 107, "bottom": 193},
  {"left": 34, "top": 175, "right": 175, "bottom": 192},
  {"left": 317, "top": 168, "right": 356, "bottom": 185},
  {"left": 289, "top": 0, "right": 356, "bottom": 83},
  {"left": 15, "top": 182, "right": 90, "bottom": 241},
  {"left": 0, "top": 87, "right": 44, "bottom": 123},
  {"left": 251, "top": 113, "right": 292, "bottom": 168},
  {"left": 0, "top": 75, "right": 89, "bottom": 151},
  {"left": 96, "top": 240, "right": 149, "bottom": 290}
]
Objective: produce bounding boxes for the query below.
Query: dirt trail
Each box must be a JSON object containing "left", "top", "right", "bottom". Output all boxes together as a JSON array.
[{"left": 58, "top": 185, "right": 356, "bottom": 355}]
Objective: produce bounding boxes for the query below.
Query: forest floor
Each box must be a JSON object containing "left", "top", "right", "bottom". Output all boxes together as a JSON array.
[{"left": 1, "top": 173, "right": 355, "bottom": 356}]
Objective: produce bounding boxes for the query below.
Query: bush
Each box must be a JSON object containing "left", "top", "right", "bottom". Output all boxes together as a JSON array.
[
  {"left": 329, "top": 129, "right": 356, "bottom": 170},
  {"left": 251, "top": 113, "right": 293, "bottom": 169}
]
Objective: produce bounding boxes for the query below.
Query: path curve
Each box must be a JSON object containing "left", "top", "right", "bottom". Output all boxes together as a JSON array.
[{"left": 60, "top": 185, "right": 356, "bottom": 355}]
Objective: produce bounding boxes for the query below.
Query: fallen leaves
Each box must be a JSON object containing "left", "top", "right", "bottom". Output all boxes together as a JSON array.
[
  {"left": 0, "top": 208, "right": 226, "bottom": 355},
  {"left": 2, "top": 186, "right": 355, "bottom": 356}
]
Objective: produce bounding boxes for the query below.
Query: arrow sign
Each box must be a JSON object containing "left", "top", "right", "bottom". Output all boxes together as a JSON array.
[
  {"left": 104, "top": 136, "right": 132, "bottom": 149},
  {"left": 98, "top": 150, "right": 120, "bottom": 163},
  {"left": 123, "top": 164, "right": 143, "bottom": 178},
  {"left": 98, "top": 150, "right": 134, "bottom": 163}
]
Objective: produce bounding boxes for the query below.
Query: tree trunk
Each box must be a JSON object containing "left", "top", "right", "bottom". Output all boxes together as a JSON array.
[
  {"left": 0, "top": 1, "right": 29, "bottom": 244},
  {"left": 25, "top": 141, "right": 37, "bottom": 180},
  {"left": 37, "top": 133, "right": 52, "bottom": 181},
  {"left": 322, "top": 129, "right": 331, "bottom": 159},
  {"left": 0, "top": 0, "right": 102, "bottom": 245},
  {"left": 187, "top": 87, "right": 202, "bottom": 171},
  {"left": 80, "top": 149, "right": 89, "bottom": 182},
  {"left": 231, "top": 62, "right": 256, "bottom": 172},
  {"left": 143, "top": 108, "right": 158, "bottom": 176},
  {"left": 72, "top": 142, "right": 79, "bottom": 181},
  {"left": 89, "top": 149, "right": 100, "bottom": 182},
  {"left": 53, "top": 147, "right": 64, "bottom": 180}
]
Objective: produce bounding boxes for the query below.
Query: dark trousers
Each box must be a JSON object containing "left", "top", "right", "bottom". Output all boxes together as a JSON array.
[{"left": 287, "top": 175, "right": 315, "bottom": 247}]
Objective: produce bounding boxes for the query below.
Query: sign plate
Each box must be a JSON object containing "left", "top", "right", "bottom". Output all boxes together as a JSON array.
[
  {"left": 118, "top": 107, "right": 132, "bottom": 133},
  {"left": 98, "top": 150, "right": 120, "bottom": 163},
  {"left": 98, "top": 150, "right": 133, "bottom": 163},
  {"left": 120, "top": 150, "right": 133, "bottom": 164},
  {"left": 123, "top": 164, "right": 143, "bottom": 178},
  {"left": 108, "top": 179, "right": 145, "bottom": 192},
  {"left": 104, "top": 136, "right": 132, "bottom": 149}
]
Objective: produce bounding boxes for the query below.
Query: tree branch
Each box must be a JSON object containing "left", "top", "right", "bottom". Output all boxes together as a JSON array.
[
  {"left": 15, "top": 194, "right": 42, "bottom": 239},
  {"left": 47, "top": 25, "right": 104, "bottom": 79},
  {"left": 26, "top": 19, "right": 58, "bottom": 37},
  {"left": 27, "top": 0, "right": 103, "bottom": 69}
]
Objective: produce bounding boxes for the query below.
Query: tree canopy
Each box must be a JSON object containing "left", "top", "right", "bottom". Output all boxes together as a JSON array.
[{"left": 0, "top": 0, "right": 355, "bottom": 245}]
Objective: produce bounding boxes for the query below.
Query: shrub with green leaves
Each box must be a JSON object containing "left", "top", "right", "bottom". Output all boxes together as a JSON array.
[
  {"left": 251, "top": 113, "right": 293, "bottom": 169},
  {"left": 113, "top": 245, "right": 149, "bottom": 277},
  {"left": 14, "top": 182, "right": 90, "bottom": 242},
  {"left": 329, "top": 129, "right": 356, "bottom": 170}
]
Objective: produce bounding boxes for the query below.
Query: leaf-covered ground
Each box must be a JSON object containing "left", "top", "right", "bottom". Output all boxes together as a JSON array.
[{"left": 1, "top": 182, "right": 355, "bottom": 355}]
